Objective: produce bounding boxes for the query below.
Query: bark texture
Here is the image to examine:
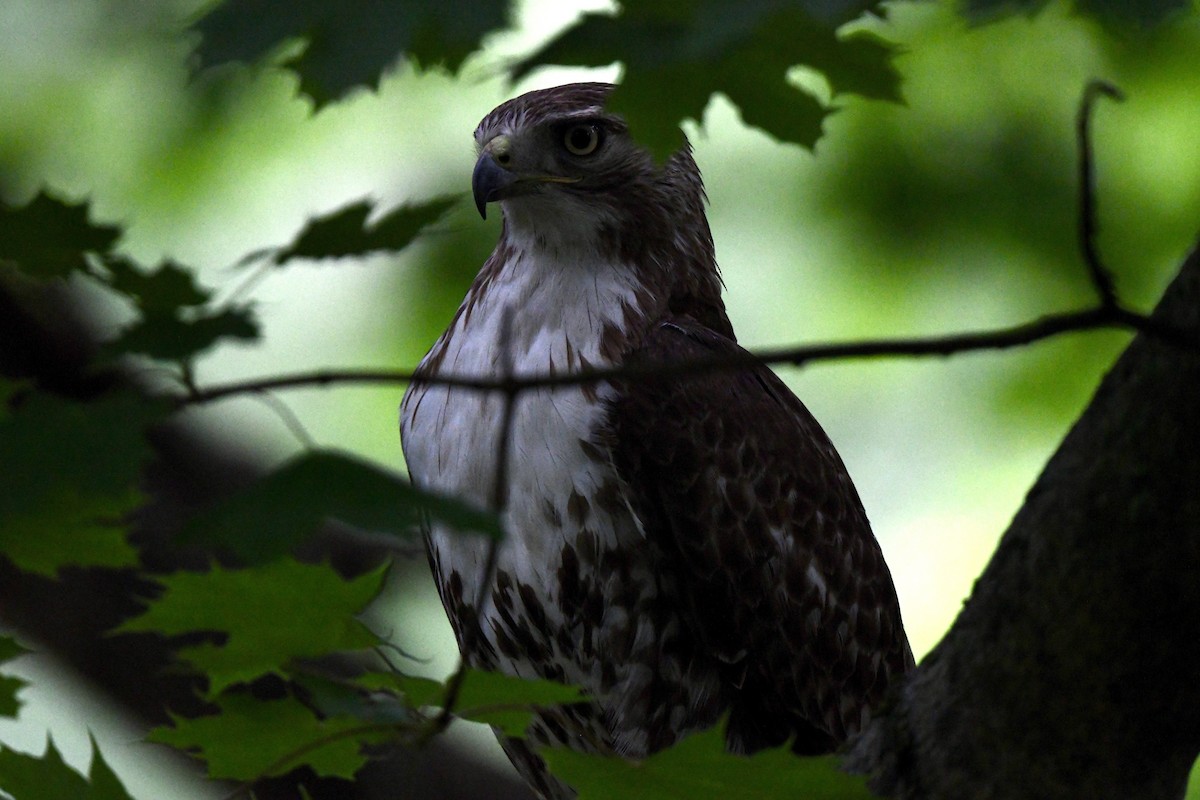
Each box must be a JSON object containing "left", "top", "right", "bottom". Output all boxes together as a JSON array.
[{"left": 847, "top": 245, "right": 1200, "bottom": 798}]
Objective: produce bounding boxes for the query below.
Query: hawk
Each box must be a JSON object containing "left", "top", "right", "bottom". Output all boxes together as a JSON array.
[{"left": 400, "top": 83, "right": 913, "bottom": 799}]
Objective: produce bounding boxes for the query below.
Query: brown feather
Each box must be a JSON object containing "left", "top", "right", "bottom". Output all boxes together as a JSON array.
[
  {"left": 603, "top": 316, "right": 915, "bottom": 753},
  {"left": 401, "top": 83, "right": 913, "bottom": 800}
]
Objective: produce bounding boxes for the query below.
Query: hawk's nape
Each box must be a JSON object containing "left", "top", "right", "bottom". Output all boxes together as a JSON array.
[{"left": 399, "top": 82, "right": 912, "bottom": 800}]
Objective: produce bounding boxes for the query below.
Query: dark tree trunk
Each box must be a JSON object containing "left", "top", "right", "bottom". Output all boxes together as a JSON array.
[{"left": 846, "top": 244, "right": 1200, "bottom": 798}]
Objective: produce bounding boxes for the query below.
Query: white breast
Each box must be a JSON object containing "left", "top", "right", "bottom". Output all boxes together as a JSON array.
[{"left": 399, "top": 241, "right": 646, "bottom": 677}]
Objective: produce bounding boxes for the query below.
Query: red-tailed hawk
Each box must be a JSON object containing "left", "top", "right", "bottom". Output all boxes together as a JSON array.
[{"left": 400, "top": 83, "right": 913, "bottom": 799}]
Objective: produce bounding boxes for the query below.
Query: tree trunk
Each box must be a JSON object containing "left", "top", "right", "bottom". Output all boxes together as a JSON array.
[{"left": 846, "top": 244, "right": 1200, "bottom": 798}]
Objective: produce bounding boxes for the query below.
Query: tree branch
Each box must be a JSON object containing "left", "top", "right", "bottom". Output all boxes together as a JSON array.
[
  {"left": 176, "top": 82, "right": 1193, "bottom": 416},
  {"left": 178, "top": 303, "right": 1198, "bottom": 407}
]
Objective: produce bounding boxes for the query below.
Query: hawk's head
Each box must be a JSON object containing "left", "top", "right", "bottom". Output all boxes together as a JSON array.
[{"left": 471, "top": 82, "right": 727, "bottom": 335}]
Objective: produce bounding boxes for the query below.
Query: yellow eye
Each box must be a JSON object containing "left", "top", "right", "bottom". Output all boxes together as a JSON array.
[{"left": 563, "top": 124, "right": 601, "bottom": 156}]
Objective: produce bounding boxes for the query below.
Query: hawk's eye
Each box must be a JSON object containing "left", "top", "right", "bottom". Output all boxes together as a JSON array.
[{"left": 563, "top": 124, "right": 602, "bottom": 156}]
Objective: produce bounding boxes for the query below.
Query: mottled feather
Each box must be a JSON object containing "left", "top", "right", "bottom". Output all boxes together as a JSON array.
[{"left": 604, "top": 317, "right": 914, "bottom": 754}]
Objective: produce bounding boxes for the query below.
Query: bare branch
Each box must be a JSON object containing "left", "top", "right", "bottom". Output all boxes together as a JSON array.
[{"left": 178, "top": 304, "right": 1198, "bottom": 408}]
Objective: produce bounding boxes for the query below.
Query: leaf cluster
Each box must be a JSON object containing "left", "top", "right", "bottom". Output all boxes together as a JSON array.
[
  {"left": 0, "top": 736, "right": 135, "bottom": 800},
  {"left": 0, "top": 187, "right": 493, "bottom": 794},
  {"left": 0, "top": 192, "right": 258, "bottom": 365},
  {"left": 513, "top": 0, "right": 899, "bottom": 157}
]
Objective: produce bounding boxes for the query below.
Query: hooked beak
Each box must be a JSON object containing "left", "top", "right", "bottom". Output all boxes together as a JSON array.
[
  {"left": 471, "top": 135, "right": 583, "bottom": 220},
  {"left": 472, "top": 152, "right": 517, "bottom": 220}
]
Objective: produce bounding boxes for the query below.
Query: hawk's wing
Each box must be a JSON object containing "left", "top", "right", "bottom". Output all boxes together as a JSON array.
[{"left": 604, "top": 316, "right": 914, "bottom": 753}]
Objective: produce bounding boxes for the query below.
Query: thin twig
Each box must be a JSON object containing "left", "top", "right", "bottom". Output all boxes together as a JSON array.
[
  {"left": 1076, "top": 79, "right": 1125, "bottom": 308},
  {"left": 214, "top": 250, "right": 277, "bottom": 308},
  {"left": 249, "top": 391, "right": 319, "bottom": 450},
  {"left": 177, "top": 304, "right": 1197, "bottom": 408}
]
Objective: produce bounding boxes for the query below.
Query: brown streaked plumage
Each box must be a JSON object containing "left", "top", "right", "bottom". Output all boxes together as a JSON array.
[{"left": 400, "top": 82, "right": 913, "bottom": 800}]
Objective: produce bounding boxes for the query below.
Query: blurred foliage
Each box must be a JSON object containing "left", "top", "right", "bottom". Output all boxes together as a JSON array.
[
  {"left": 193, "top": 0, "right": 509, "bottom": 106},
  {"left": 964, "top": 0, "right": 1191, "bottom": 27},
  {"left": 0, "top": 192, "right": 121, "bottom": 279},
  {"left": 544, "top": 726, "right": 874, "bottom": 800},
  {"left": 1, "top": 0, "right": 1199, "bottom": 797},
  {"left": 0, "top": 637, "right": 29, "bottom": 720},
  {"left": 148, "top": 690, "right": 392, "bottom": 781},
  {"left": 357, "top": 669, "right": 585, "bottom": 737},
  {"left": 0, "top": 193, "right": 262, "bottom": 365},
  {"left": 0, "top": 386, "right": 159, "bottom": 576},
  {"left": 0, "top": 738, "right": 134, "bottom": 800},
  {"left": 271, "top": 196, "right": 460, "bottom": 265},
  {"left": 789, "top": 0, "right": 1200, "bottom": 434},
  {"left": 118, "top": 560, "right": 389, "bottom": 696},
  {"left": 180, "top": 449, "right": 502, "bottom": 564},
  {"left": 513, "top": 0, "right": 900, "bottom": 157}
]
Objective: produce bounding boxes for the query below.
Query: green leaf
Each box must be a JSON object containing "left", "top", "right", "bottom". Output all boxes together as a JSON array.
[
  {"left": 0, "top": 738, "right": 89, "bottom": 799},
  {"left": 0, "top": 192, "right": 120, "bottom": 280},
  {"left": 456, "top": 671, "right": 585, "bottom": 738},
  {"left": 193, "top": 0, "right": 507, "bottom": 107},
  {"left": 357, "top": 668, "right": 585, "bottom": 737},
  {"left": 273, "top": 197, "right": 458, "bottom": 266},
  {"left": 103, "top": 258, "right": 212, "bottom": 310},
  {"left": 0, "top": 635, "right": 28, "bottom": 663},
  {"left": 513, "top": 0, "right": 899, "bottom": 158},
  {"left": 108, "top": 305, "right": 259, "bottom": 361},
  {"left": 544, "top": 726, "right": 876, "bottom": 800},
  {"left": 86, "top": 737, "right": 137, "bottom": 800},
  {"left": 182, "top": 449, "right": 502, "bottom": 565},
  {"left": 97, "top": 259, "right": 252, "bottom": 363},
  {"left": 0, "top": 737, "right": 135, "bottom": 800},
  {"left": 118, "top": 559, "right": 387, "bottom": 695},
  {"left": 149, "top": 691, "right": 381, "bottom": 780},
  {"left": 0, "top": 390, "right": 162, "bottom": 575},
  {"left": 0, "top": 675, "right": 27, "bottom": 718},
  {"left": 0, "top": 635, "right": 28, "bottom": 718}
]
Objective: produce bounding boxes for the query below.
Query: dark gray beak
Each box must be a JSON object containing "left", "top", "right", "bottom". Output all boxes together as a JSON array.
[{"left": 472, "top": 153, "right": 517, "bottom": 220}]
